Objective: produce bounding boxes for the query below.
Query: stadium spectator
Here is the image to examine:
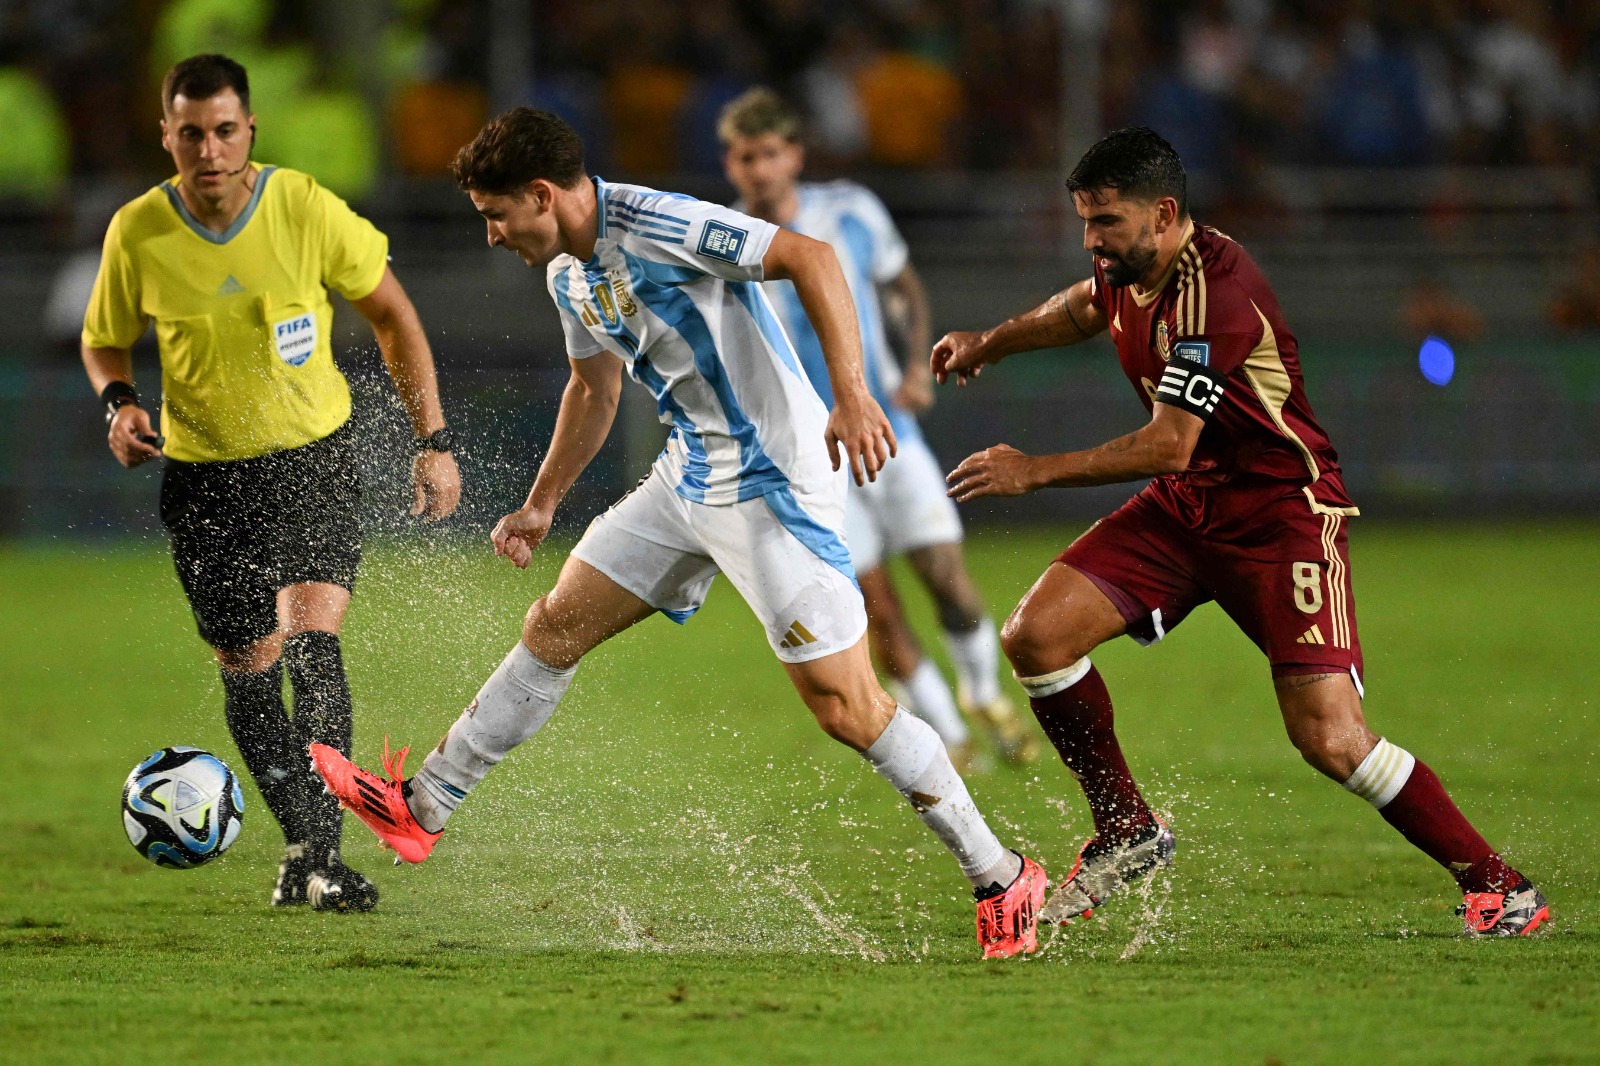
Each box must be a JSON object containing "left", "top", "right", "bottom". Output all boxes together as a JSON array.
[
  {"left": 1549, "top": 242, "right": 1600, "bottom": 332},
  {"left": 1399, "top": 278, "right": 1486, "bottom": 345},
  {"left": 854, "top": 22, "right": 966, "bottom": 168},
  {"left": 0, "top": 60, "right": 69, "bottom": 203}
]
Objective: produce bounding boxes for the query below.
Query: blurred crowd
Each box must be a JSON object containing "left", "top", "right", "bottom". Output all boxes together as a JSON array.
[
  {"left": 1111, "top": 0, "right": 1600, "bottom": 179},
  {"left": 4, "top": 0, "right": 1600, "bottom": 209},
  {"left": 0, "top": 0, "right": 1061, "bottom": 205}
]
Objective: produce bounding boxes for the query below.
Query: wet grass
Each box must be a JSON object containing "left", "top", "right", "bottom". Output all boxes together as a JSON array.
[{"left": 1, "top": 523, "right": 1595, "bottom": 1063}]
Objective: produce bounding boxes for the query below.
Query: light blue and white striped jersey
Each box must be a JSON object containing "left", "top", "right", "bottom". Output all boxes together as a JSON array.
[
  {"left": 547, "top": 178, "right": 833, "bottom": 506},
  {"left": 750, "top": 181, "right": 920, "bottom": 445}
]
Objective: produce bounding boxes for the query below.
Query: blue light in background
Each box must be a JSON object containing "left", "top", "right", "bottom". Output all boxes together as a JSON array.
[{"left": 1419, "top": 335, "right": 1455, "bottom": 386}]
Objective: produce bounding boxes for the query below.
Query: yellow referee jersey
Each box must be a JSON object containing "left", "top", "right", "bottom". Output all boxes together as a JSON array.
[{"left": 82, "top": 165, "right": 388, "bottom": 462}]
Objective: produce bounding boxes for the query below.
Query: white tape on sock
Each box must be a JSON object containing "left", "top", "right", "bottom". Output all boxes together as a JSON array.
[
  {"left": 1015, "top": 657, "right": 1092, "bottom": 699},
  {"left": 1342, "top": 737, "right": 1415, "bottom": 809}
]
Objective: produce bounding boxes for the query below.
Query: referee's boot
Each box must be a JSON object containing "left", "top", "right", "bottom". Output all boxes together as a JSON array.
[
  {"left": 306, "top": 854, "right": 380, "bottom": 913},
  {"left": 272, "top": 844, "right": 379, "bottom": 912},
  {"left": 271, "top": 844, "right": 315, "bottom": 907}
]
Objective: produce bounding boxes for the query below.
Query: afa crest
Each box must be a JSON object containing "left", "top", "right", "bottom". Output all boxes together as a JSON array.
[
  {"left": 1156, "top": 320, "right": 1172, "bottom": 362},
  {"left": 589, "top": 273, "right": 638, "bottom": 326}
]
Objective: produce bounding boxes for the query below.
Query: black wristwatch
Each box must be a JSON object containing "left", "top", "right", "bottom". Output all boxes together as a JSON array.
[
  {"left": 413, "top": 427, "right": 454, "bottom": 454},
  {"left": 101, "top": 381, "right": 139, "bottom": 424}
]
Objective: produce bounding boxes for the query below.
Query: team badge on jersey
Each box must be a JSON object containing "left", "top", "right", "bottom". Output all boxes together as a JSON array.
[
  {"left": 608, "top": 269, "right": 638, "bottom": 317},
  {"left": 594, "top": 280, "right": 620, "bottom": 324},
  {"left": 1156, "top": 320, "right": 1172, "bottom": 361},
  {"left": 271, "top": 312, "right": 317, "bottom": 367},
  {"left": 699, "top": 221, "right": 747, "bottom": 263},
  {"left": 1174, "top": 341, "right": 1211, "bottom": 367}
]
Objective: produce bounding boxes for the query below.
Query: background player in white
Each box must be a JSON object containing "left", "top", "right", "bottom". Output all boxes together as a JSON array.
[
  {"left": 718, "top": 88, "right": 1037, "bottom": 769},
  {"left": 311, "top": 108, "right": 1049, "bottom": 958}
]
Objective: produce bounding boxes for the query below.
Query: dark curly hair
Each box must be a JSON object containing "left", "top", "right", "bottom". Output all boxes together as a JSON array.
[
  {"left": 450, "top": 107, "right": 587, "bottom": 195},
  {"left": 1066, "top": 126, "right": 1187, "bottom": 218}
]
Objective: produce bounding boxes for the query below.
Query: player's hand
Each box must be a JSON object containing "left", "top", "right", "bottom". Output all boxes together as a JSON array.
[
  {"left": 411, "top": 449, "right": 462, "bottom": 523},
  {"left": 931, "top": 330, "right": 1001, "bottom": 386},
  {"left": 490, "top": 503, "right": 554, "bottom": 570},
  {"left": 947, "top": 444, "right": 1040, "bottom": 501},
  {"left": 108, "top": 405, "right": 162, "bottom": 468},
  {"left": 892, "top": 375, "right": 934, "bottom": 414},
  {"left": 826, "top": 389, "right": 897, "bottom": 485}
]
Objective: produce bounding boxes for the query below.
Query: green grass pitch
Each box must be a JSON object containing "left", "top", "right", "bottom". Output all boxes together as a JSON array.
[{"left": 2, "top": 524, "right": 1595, "bottom": 1063}]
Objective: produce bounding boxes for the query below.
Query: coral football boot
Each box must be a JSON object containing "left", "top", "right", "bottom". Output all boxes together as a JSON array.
[
  {"left": 1040, "top": 817, "right": 1176, "bottom": 925},
  {"left": 1458, "top": 879, "right": 1550, "bottom": 938},
  {"left": 975, "top": 854, "right": 1048, "bottom": 959},
  {"left": 309, "top": 740, "right": 441, "bottom": 864}
]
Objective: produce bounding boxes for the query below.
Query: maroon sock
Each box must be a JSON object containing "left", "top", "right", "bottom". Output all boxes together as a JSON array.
[
  {"left": 1027, "top": 664, "right": 1154, "bottom": 842},
  {"left": 1377, "top": 760, "right": 1522, "bottom": 893}
]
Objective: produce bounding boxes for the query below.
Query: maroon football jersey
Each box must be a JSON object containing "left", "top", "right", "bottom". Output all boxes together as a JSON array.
[{"left": 1089, "top": 222, "right": 1357, "bottom": 537}]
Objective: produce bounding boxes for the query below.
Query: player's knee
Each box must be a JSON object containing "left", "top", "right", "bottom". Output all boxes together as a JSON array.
[
  {"left": 521, "top": 596, "right": 583, "bottom": 664},
  {"left": 808, "top": 695, "right": 858, "bottom": 744},
  {"left": 1290, "top": 728, "right": 1365, "bottom": 781},
  {"left": 1000, "top": 609, "right": 1064, "bottom": 675},
  {"left": 214, "top": 634, "right": 283, "bottom": 674},
  {"left": 801, "top": 684, "right": 889, "bottom": 750}
]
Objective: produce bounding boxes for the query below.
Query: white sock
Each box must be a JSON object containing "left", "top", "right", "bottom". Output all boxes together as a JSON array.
[
  {"left": 408, "top": 642, "right": 577, "bottom": 832},
  {"left": 944, "top": 616, "right": 1001, "bottom": 708},
  {"left": 1341, "top": 737, "right": 1416, "bottom": 809},
  {"left": 862, "top": 708, "right": 1018, "bottom": 889},
  {"left": 891, "top": 658, "right": 970, "bottom": 748}
]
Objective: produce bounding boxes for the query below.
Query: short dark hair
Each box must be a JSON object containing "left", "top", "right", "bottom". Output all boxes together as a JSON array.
[
  {"left": 1066, "top": 127, "right": 1187, "bottom": 218},
  {"left": 450, "top": 107, "right": 587, "bottom": 195},
  {"left": 163, "top": 54, "right": 250, "bottom": 114}
]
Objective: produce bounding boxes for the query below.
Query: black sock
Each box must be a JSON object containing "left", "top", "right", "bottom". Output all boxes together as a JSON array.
[
  {"left": 283, "top": 631, "right": 353, "bottom": 863},
  {"left": 221, "top": 662, "right": 314, "bottom": 847}
]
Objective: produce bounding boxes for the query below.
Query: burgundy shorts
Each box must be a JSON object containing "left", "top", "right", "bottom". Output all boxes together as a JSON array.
[{"left": 1059, "top": 488, "right": 1364, "bottom": 687}]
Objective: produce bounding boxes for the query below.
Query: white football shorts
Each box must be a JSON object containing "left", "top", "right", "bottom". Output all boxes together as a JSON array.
[
  {"left": 844, "top": 434, "right": 964, "bottom": 572},
  {"left": 572, "top": 466, "right": 867, "bottom": 663}
]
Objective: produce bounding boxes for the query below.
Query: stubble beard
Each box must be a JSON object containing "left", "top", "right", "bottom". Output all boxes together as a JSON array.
[{"left": 1100, "top": 227, "right": 1158, "bottom": 288}]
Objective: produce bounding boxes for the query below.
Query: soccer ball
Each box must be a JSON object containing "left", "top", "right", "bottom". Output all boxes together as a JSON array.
[{"left": 121, "top": 746, "right": 245, "bottom": 868}]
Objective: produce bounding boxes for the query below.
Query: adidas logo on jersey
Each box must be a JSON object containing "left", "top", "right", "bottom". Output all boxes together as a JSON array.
[
  {"left": 1296, "top": 624, "right": 1327, "bottom": 645},
  {"left": 779, "top": 620, "right": 818, "bottom": 650},
  {"left": 216, "top": 275, "right": 245, "bottom": 295}
]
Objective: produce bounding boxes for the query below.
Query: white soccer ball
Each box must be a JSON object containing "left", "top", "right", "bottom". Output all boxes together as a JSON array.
[{"left": 120, "top": 746, "right": 245, "bottom": 868}]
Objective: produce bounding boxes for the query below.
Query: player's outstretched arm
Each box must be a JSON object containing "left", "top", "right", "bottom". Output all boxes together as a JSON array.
[
  {"left": 762, "top": 228, "right": 896, "bottom": 485},
  {"left": 492, "top": 353, "right": 624, "bottom": 570},
  {"left": 352, "top": 266, "right": 462, "bottom": 522},
  {"left": 931, "top": 278, "right": 1106, "bottom": 386},
  {"left": 947, "top": 403, "right": 1203, "bottom": 501},
  {"left": 82, "top": 344, "right": 163, "bottom": 468}
]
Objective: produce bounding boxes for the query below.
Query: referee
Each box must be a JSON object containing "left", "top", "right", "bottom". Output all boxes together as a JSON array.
[{"left": 81, "top": 54, "right": 461, "bottom": 911}]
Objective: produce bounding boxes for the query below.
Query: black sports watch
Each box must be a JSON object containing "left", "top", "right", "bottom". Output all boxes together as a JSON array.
[
  {"left": 101, "top": 380, "right": 139, "bottom": 424},
  {"left": 413, "top": 427, "right": 455, "bottom": 454}
]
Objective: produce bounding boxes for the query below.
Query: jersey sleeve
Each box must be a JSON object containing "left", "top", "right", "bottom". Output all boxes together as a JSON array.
[
  {"left": 1153, "top": 273, "right": 1263, "bottom": 422},
  {"left": 847, "top": 185, "right": 908, "bottom": 283},
  {"left": 81, "top": 211, "right": 147, "bottom": 349},
  {"left": 314, "top": 181, "right": 390, "bottom": 301},
  {"left": 605, "top": 190, "right": 776, "bottom": 283},
  {"left": 546, "top": 264, "right": 606, "bottom": 360}
]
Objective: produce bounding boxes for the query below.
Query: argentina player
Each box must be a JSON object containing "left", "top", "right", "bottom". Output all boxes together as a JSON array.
[
  {"left": 718, "top": 89, "right": 1038, "bottom": 771},
  {"left": 312, "top": 109, "right": 1049, "bottom": 958}
]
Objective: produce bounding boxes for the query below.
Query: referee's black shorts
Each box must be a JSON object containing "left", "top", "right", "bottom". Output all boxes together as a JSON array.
[{"left": 160, "top": 422, "right": 362, "bottom": 651}]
